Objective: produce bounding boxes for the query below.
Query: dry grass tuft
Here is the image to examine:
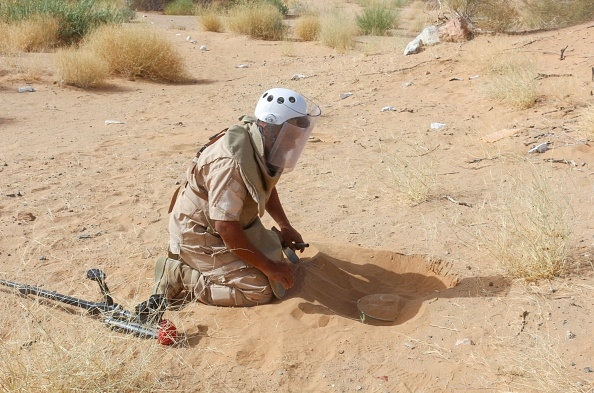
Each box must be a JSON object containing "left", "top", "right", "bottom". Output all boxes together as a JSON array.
[
  {"left": 476, "top": 166, "right": 572, "bottom": 281},
  {"left": 227, "top": 0, "right": 286, "bottom": 40},
  {"left": 576, "top": 104, "right": 594, "bottom": 140},
  {"left": 84, "top": 24, "right": 187, "bottom": 82},
  {"left": 319, "top": 9, "right": 359, "bottom": 53},
  {"left": 294, "top": 13, "right": 321, "bottom": 41},
  {"left": 0, "top": 289, "right": 165, "bottom": 392},
  {"left": 197, "top": 4, "right": 225, "bottom": 33},
  {"left": 55, "top": 48, "right": 110, "bottom": 88},
  {"left": 0, "top": 16, "right": 60, "bottom": 54},
  {"left": 383, "top": 147, "right": 437, "bottom": 206},
  {"left": 462, "top": 41, "right": 538, "bottom": 109}
]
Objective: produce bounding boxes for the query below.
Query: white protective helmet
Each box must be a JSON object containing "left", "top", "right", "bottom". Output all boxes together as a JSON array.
[
  {"left": 254, "top": 88, "right": 321, "bottom": 173},
  {"left": 254, "top": 88, "right": 308, "bottom": 125}
]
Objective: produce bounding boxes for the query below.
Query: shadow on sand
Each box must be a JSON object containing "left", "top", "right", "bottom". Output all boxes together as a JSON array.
[{"left": 284, "top": 243, "right": 512, "bottom": 326}]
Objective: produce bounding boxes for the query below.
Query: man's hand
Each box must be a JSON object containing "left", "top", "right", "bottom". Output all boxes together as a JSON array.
[
  {"left": 214, "top": 220, "right": 295, "bottom": 289},
  {"left": 263, "top": 260, "right": 295, "bottom": 290},
  {"left": 278, "top": 225, "right": 306, "bottom": 252}
]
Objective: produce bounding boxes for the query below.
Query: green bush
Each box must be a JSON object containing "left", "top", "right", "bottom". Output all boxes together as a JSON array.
[
  {"left": 0, "top": 0, "right": 133, "bottom": 44},
  {"left": 164, "top": 0, "right": 197, "bottom": 15},
  {"left": 356, "top": 5, "right": 397, "bottom": 36}
]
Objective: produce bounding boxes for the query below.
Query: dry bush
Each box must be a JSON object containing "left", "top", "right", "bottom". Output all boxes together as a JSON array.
[
  {"left": 485, "top": 61, "right": 538, "bottom": 109},
  {"left": 294, "top": 13, "right": 321, "bottom": 41},
  {"left": 227, "top": 1, "right": 286, "bottom": 40},
  {"left": 522, "top": 0, "right": 594, "bottom": 29},
  {"left": 55, "top": 48, "right": 110, "bottom": 88},
  {"left": 84, "top": 24, "right": 187, "bottom": 82},
  {"left": 0, "top": 16, "right": 60, "bottom": 54},
  {"left": 319, "top": 9, "right": 359, "bottom": 53},
  {"left": 0, "top": 290, "right": 165, "bottom": 392},
  {"left": 576, "top": 104, "right": 594, "bottom": 140},
  {"left": 382, "top": 146, "right": 437, "bottom": 206},
  {"left": 472, "top": 0, "right": 519, "bottom": 32},
  {"left": 196, "top": 5, "right": 225, "bottom": 32},
  {"left": 475, "top": 166, "right": 572, "bottom": 281},
  {"left": 463, "top": 41, "right": 538, "bottom": 109}
]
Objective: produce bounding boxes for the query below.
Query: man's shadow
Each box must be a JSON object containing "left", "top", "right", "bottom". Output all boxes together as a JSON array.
[{"left": 283, "top": 244, "right": 512, "bottom": 326}]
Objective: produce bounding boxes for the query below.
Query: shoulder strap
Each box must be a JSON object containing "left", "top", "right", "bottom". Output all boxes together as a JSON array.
[{"left": 168, "top": 128, "right": 228, "bottom": 214}]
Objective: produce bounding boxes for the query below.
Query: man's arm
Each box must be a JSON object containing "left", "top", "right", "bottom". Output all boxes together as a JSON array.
[
  {"left": 214, "top": 220, "right": 295, "bottom": 290},
  {"left": 265, "top": 187, "right": 305, "bottom": 251}
]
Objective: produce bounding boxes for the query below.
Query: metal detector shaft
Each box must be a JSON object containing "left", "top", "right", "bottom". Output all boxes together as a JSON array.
[
  {"left": 0, "top": 278, "right": 111, "bottom": 314},
  {"left": 0, "top": 278, "right": 156, "bottom": 339}
]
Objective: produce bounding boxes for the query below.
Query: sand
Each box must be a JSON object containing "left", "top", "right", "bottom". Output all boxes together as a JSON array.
[{"left": 1, "top": 6, "right": 594, "bottom": 393}]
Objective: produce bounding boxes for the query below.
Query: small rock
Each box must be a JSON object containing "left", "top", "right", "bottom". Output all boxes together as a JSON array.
[
  {"left": 455, "top": 338, "right": 474, "bottom": 346},
  {"left": 236, "top": 64, "right": 249, "bottom": 68},
  {"left": 17, "top": 212, "right": 36, "bottom": 222},
  {"left": 18, "top": 86, "right": 35, "bottom": 93},
  {"left": 339, "top": 92, "right": 353, "bottom": 100},
  {"left": 291, "top": 74, "right": 307, "bottom": 80},
  {"left": 585, "top": 367, "right": 593, "bottom": 373},
  {"left": 199, "top": 45, "right": 207, "bottom": 51},
  {"left": 105, "top": 120, "right": 126, "bottom": 125},
  {"left": 430, "top": 122, "right": 447, "bottom": 129},
  {"left": 566, "top": 331, "right": 576, "bottom": 339},
  {"left": 528, "top": 142, "right": 548, "bottom": 153}
]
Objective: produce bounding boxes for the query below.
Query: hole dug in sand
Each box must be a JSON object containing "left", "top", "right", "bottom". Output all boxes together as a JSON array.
[{"left": 288, "top": 241, "right": 511, "bottom": 326}]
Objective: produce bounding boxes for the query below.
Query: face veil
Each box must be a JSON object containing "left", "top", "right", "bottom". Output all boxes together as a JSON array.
[{"left": 264, "top": 103, "right": 321, "bottom": 173}]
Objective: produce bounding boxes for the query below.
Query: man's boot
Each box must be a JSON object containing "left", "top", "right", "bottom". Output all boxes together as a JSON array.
[{"left": 134, "top": 294, "right": 168, "bottom": 324}]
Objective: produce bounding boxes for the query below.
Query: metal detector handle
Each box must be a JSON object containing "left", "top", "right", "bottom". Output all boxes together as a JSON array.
[{"left": 0, "top": 278, "right": 112, "bottom": 314}]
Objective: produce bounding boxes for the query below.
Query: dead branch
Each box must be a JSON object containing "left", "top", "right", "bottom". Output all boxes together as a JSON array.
[{"left": 443, "top": 195, "right": 472, "bottom": 207}]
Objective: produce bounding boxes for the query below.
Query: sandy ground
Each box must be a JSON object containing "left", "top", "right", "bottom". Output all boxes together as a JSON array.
[{"left": 1, "top": 5, "right": 594, "bottom": 393}]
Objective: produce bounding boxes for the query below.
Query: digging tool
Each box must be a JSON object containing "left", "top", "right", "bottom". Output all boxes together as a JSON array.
[{"left": 0, "top": 269, "right": 176, "bottom": 344}]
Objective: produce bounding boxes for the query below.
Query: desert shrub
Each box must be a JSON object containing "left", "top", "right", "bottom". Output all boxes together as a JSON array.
[
  {"left": 0, "top": 15, "right": 60, "bottom": 54},
  {"left": 319, "top": 10, "right": 359, "bottom": 52},
  {"left": 356, "top": 4, "right": 398, "bottom": 35},
  {"left": 477, "top": 167, "right": 572, "bottom": 281},
  {"left": 85, "top": 24, "right": 187, "bottom": 82},
  {"left": 472, "top": 0, "right": 519, "bottom": 32},
  {"left": 0, "top": 0, "right": 133, "bottom": 44},
  {"left": 128, "top": 0, "right": 168, "bottom": 11},
  {"left": 522, "top": 0, "right": 594, "bottom": 29},
  {"left": 164, "top": 0, "right": 197, "bottom": 15},
  {"left": 384, "top": 152, "right": 437, "bottom": 206},
  {"left": 427, "top": 0, "right": 519, "bottom": 32},
  {"left": 0, "top": 291, "right": 164, "bottom": 392},
  {"left": 55, "top": 48, "right": 110, "bottom": 88},
  {"left": 294, "top": 13, "right": 320, "bottom": 41},
  {"left": 227, "top": 0, "right": 286, "bottom": 40},
  {"left": 196, "top": 4, "right": 225, "bottom": 32},
  {"left": 486, "top": 57, "right": 537, "bottom": 109},
  {"left": 577, "top": 104, "right": 594, "bottom": 140}
]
